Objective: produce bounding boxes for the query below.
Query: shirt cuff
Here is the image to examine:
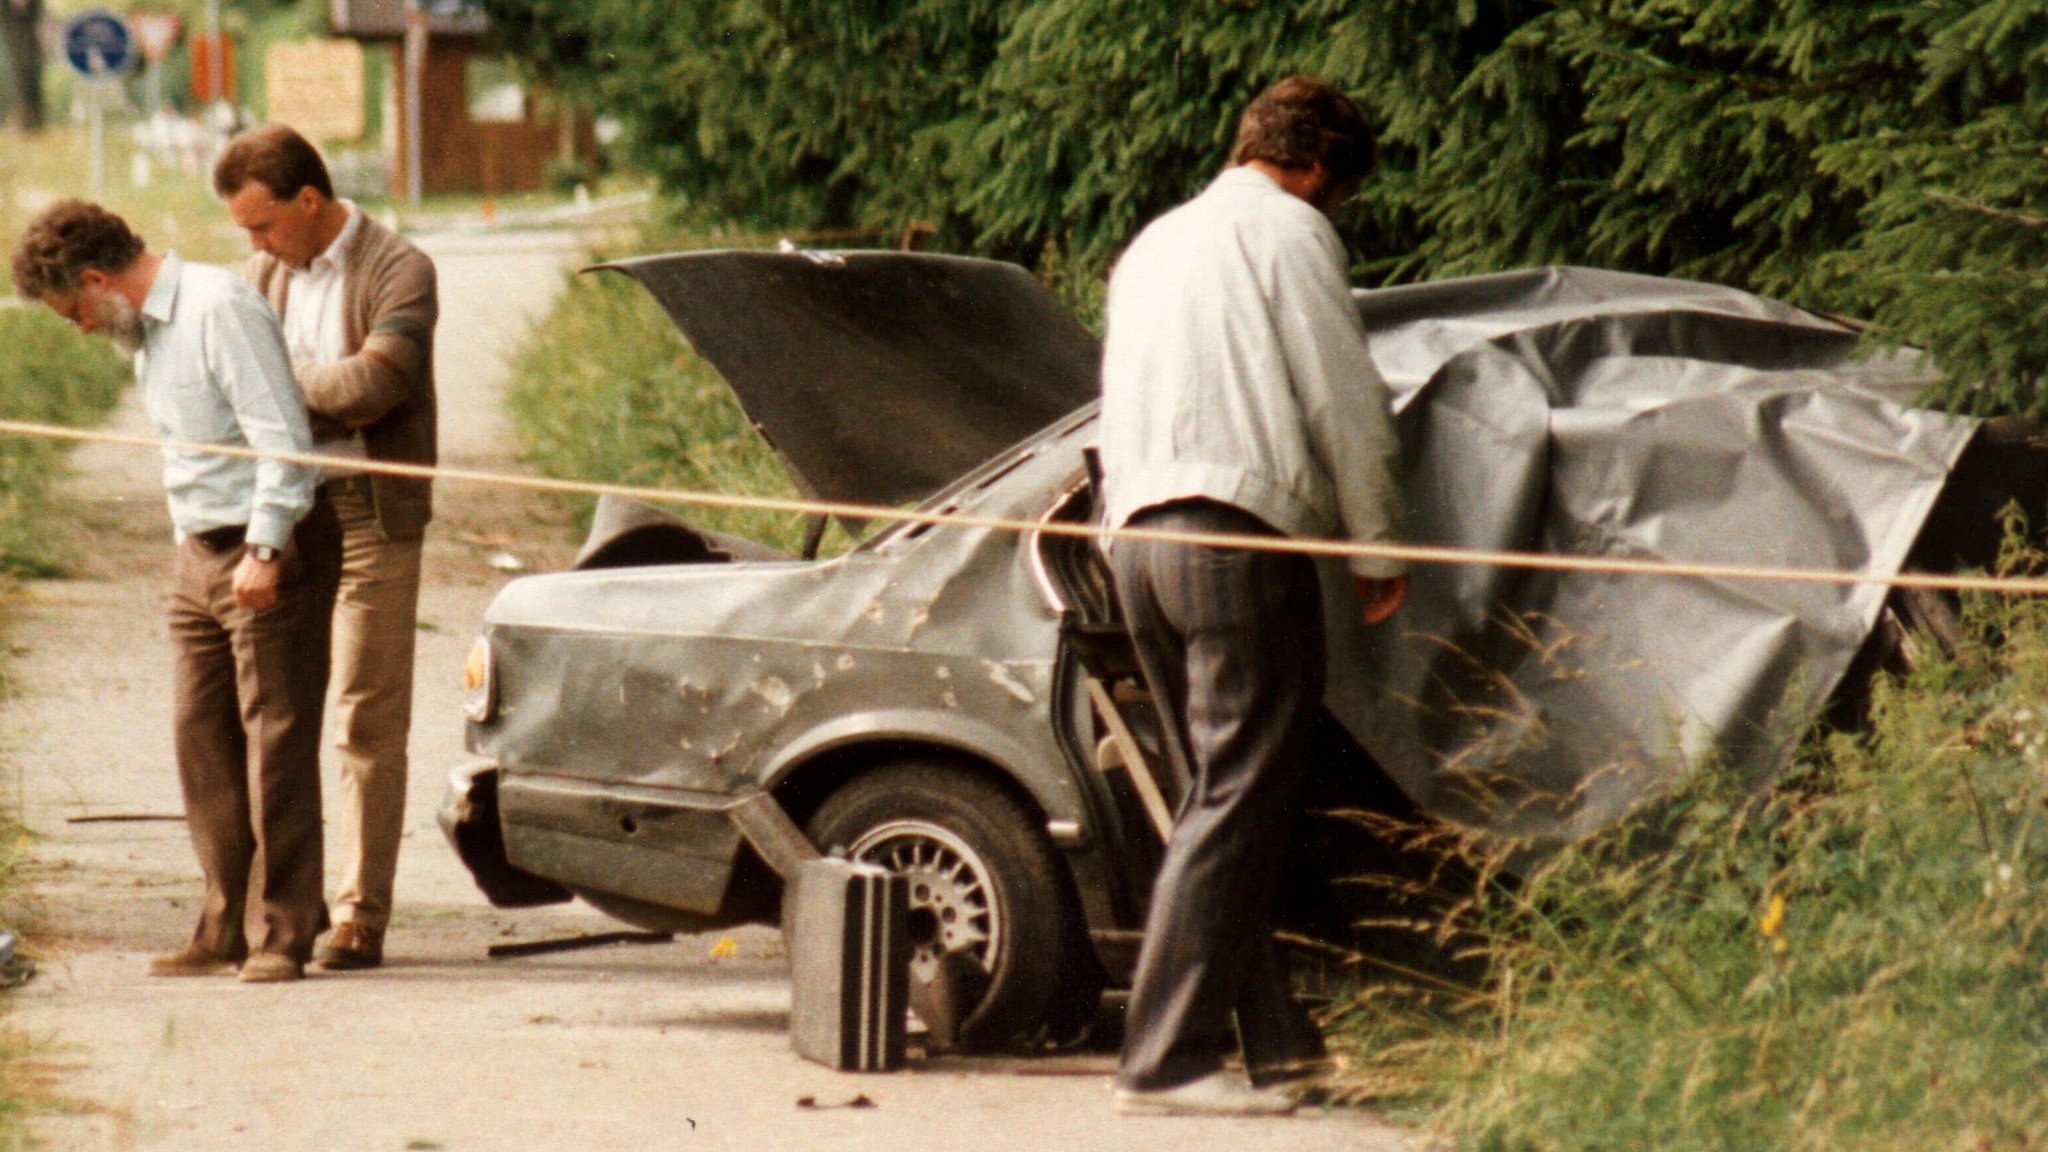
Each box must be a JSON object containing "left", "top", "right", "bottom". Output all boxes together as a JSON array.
[{"left": 243, "top": 511, "right": 296, "bottom": 553}]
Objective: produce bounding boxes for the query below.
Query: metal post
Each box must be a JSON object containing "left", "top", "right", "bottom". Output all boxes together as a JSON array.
[
  {"left": 88, "top": 98, "right": 103, "bottom": 196},
  {"left": 403, "top": 0, "right": 425, "bottom": 206},
  {"left": 204, "top": 0, "right": 223, "bottom": 120}
]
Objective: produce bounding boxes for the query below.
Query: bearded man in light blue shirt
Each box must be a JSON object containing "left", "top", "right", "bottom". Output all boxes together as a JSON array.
[{"left": 12, "top": 200, "right": 341, "bottom": 984}]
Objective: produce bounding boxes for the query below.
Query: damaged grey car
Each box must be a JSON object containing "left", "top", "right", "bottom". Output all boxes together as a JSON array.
[{"left": 442, "top": 252, "right": 2041, "bottom": 1049}]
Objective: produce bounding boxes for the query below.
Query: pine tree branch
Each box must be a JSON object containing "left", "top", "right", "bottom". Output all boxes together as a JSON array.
[
  {"left": 1925, "top": 191, "right": 2048, "bottom": 229},
  {"left": 1565, "top": 8, "right": 1892, "bottom": 98},
  {"left": 1581, "top": 39, "right": 1893, "bottom": 97}
]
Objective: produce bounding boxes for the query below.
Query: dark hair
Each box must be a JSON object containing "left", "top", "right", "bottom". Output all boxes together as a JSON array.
[
  {"left": 10, "top": 199, "right": 145, "bottom": 300},
  {"left": 1228, "top": 75, "right": 1375, "bottom": 181},
  {"left": 212, "top": 124, "right": 335, "bottom": 201}
]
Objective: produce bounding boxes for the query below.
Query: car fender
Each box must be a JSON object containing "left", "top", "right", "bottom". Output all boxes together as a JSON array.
[{"left": 759, "top": 707, "right": 1087, "bottom": 835}]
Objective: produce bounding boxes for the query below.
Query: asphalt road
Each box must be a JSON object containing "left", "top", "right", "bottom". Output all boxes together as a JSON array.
[{"left": 0, "top": 229, "right": 1425, "bottom": 1152}]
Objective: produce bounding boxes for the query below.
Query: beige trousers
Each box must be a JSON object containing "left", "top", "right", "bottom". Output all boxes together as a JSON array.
[{"left": 327, "top": 480, "right": 424, "bottom": 933}]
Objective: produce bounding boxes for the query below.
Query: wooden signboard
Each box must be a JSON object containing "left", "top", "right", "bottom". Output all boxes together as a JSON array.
[{"left": 264, "top": 38, "right": 366, "bottom": 142}]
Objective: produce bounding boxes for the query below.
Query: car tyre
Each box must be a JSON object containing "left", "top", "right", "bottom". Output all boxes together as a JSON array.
[{"left": 794, "top": 758, "right": 1087, "bottom": 1051}]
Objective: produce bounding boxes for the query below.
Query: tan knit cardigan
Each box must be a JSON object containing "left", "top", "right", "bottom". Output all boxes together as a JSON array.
[{"left": 246, "top": 213, "right": 438, "bottom": 542}]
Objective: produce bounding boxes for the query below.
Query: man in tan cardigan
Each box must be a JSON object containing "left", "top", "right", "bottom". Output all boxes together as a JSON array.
[{"left": 215, "top": 125, "right": 438, "bottom": 970}]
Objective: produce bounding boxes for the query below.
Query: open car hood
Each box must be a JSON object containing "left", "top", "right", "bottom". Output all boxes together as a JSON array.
[{"left": 596, "top": 250, "right": 1102, "bottom": 508}]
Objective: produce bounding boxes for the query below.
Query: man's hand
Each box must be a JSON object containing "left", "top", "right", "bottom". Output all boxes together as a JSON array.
[
  {"left": 1356, "top": 574, "right": 1408, "bottom": 626},
  {"left": 233, "top": 552, "right": 282, "bottom": 611}
]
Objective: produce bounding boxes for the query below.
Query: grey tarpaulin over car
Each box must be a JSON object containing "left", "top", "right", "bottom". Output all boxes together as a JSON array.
[{"left": 1326, "top": 267, "right": 1975, "bottom": 848}]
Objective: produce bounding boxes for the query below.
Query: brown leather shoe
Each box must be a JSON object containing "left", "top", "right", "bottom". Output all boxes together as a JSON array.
[
  {"left": 236, "top": 953, "right": 304, "bottom": 983},
  {"left": 147, "top": 945, "right": 240, "bottom": 978},
  {"left": 314, "top": 923, "right": 384, "bottom": 971}
]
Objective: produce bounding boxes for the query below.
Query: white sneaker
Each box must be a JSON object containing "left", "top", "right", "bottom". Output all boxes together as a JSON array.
[{"left": 1114, "top": 1071, "right": 1299, "bottom": 1117}]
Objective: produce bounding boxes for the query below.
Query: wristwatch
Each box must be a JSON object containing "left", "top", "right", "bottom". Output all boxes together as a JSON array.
[{"left": 247, "top": 544, "right": 281, "bottom": 563}]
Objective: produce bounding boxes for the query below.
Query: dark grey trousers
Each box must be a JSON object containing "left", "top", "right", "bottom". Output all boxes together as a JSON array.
[{"left": 1112, "top": 499, "right": 1330, "bottom": 1092}]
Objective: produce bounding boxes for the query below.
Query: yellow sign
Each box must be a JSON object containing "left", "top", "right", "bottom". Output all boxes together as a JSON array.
[{"left": 264, "top": 39, "right": 365, "bottom": 142}]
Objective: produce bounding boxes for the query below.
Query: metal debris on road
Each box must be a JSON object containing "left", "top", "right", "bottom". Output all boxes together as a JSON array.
[{"left": 484, "top": 930, "right": 673, "bottom": 959}]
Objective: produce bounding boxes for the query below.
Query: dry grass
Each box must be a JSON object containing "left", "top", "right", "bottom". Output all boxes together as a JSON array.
[{"left": 1330, "top": 542, "right": 2048, "bottom": 1150}]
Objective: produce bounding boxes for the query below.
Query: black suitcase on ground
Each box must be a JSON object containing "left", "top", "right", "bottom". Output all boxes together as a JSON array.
[{"left": 788, "top": 855, "right": 911, "bottom": 1071}]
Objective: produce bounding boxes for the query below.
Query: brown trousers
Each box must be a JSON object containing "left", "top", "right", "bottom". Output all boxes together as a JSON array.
[
  {"left": 327, "top": 478, "right": 423, "bottom": 933},
  {"left": 168, "top": 493, "right": 342, "bottom": 962}
]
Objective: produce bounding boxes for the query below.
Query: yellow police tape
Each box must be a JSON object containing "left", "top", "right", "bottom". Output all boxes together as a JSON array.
[{"left": 3, "top": 415, "right": 2045, "bottom": 595}]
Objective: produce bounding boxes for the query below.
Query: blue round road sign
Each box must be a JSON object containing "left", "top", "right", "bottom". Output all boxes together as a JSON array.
[{"left": 63, "top": 11, "right": 134, "bottom": 78}]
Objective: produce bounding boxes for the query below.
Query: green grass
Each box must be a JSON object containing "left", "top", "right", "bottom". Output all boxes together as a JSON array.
[
  {"left": 370, "top": 171, "right": 657, "bottom": 234},
  {"left": 0, "top": 307, "right": 129, "bottom": 576},
  {"left": 1333, "top": 545, "right": 2048, "bottom": 1150}
]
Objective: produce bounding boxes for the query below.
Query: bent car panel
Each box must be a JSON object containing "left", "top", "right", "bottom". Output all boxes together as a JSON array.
[
  {"left": 471, "top": 420, "right": 1088, "bottom": 792},
  {"left": 466, "top": 405, "right": 1111, "bottom": 930},
  {"left": 500, "top": 774, "right": 744, "bottom": 915}
]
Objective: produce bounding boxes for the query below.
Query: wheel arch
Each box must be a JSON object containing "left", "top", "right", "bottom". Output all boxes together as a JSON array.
[
  {"left": 759, "top": 711, "right": 1078, "bottom": 837},
  {"left": 766, "top": 735, "right": 1054, "bottom": 840}
]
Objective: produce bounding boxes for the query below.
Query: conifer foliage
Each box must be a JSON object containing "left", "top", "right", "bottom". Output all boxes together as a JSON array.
[{"left": 484, "top": 0, "right": 2048, "bottom": 413}]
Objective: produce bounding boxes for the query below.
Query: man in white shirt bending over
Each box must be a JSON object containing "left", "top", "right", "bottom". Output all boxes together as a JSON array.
[{"left": 1098, "top": 75, "right": 1408, "bottom": 1117}]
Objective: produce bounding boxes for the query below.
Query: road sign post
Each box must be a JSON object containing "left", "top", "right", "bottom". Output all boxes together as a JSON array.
[
  {"left": 129, "top": 12, "right": 182, "bottom": 118},
  {"left": 61, "top": 11, "right": 135, "bottom": 198}
]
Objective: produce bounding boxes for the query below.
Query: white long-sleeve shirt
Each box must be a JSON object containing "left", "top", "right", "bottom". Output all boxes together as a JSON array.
[
  {"left": 1098, "top": 166, "right": 1405, "bottom": 578},
  {"left": 136, "top": 253, "right": 319, "bottom": 551},
  {"left": 281, "top": 201, "right": 367, "bottom": 472}
]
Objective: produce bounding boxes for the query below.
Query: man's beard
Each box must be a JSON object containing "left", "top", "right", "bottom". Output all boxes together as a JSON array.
[{"left": 94, "top": 290, "right": 144, "bottom": 356}]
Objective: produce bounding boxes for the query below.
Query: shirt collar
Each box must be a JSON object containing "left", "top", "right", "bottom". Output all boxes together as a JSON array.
[
  {"left": 1211, "top": 165, "right": 1282, "bottom": 195},
  {"left": 140, "top": 252, "right": 182, "bottom": 326},
  {"left": 307, "top": 201, "right": 362, "bottom": 275}
]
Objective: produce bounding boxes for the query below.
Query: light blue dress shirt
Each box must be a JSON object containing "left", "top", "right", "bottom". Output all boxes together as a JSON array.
[{"left": 136, "top": 253, "right": 319, "bottom": 551}]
